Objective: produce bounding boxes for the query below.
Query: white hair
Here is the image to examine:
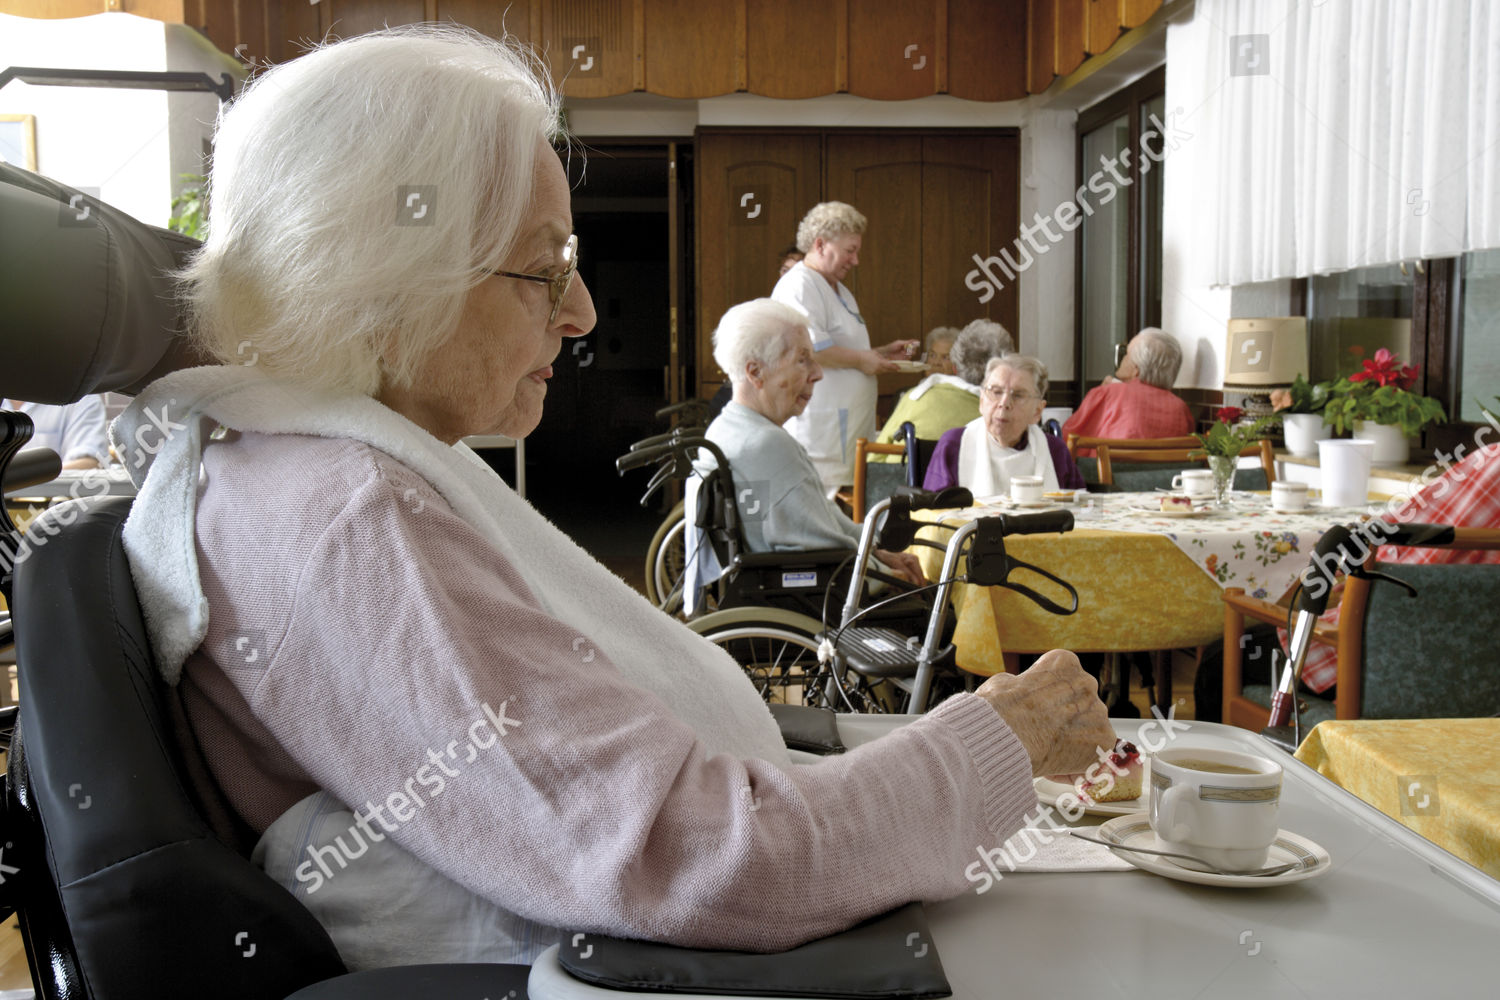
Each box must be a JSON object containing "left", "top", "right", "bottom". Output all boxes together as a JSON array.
[
  {"left": 713, "top": 299, "right": 810, "bottom": 384},
  {"left": 1129, "top": 327, "right": 1183, "bottom": 389},
  {"left": 984, "top": 354, "right": 1049, "bottom": 399},
  {"left": 794, "top": 201, "right": 867, "bottom": 254},
  {"left": 181, "top": 25, "right": 561, "bottom": 396},
  {"left": 951, "top": 319, "right": 1014, "bottom": 385}
]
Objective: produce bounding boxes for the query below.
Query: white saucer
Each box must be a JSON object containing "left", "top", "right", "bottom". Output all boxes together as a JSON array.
[
  {"left": 1005, "top": 498, "right": 1053, "bottom": 509},
  {"left": 891, "top": 360, "right": 929, "bottom": 373},
  {"left": 1034, "top": 774, "right": 1147, "bottom": 817},
  {"left": 1092, "top": 813, "right": 1332, "bottom": 887},
  {"left": 1129, "top": 503, "right": 1212, "bottom": 518}
]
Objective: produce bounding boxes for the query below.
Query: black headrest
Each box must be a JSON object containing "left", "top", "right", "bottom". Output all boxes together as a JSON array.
[{"left": 0, "top": 163, "right": 210, "bottom": 403}]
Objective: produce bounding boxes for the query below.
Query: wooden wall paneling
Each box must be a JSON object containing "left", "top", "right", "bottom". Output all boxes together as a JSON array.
[
  {"left": 321, "top": 0, "right": 426, "bottom": 39},
  {"left": 1120, "top": 0, "right": 1159, "bottom": 29},
  {"left": 1054, "top": 0, "right": 1087, "bottom": 76},
  {"left": 235, "top": 0, "right": 267, "bottom": 68},
  {"left": 920, "top": 134, "right": 1020, "bottom": 343},
  {"left": 1026, "top": 0, "right": 1056, "bottom": 94},
  {"left": 744, "top": 0, "right": 838, "bottom": 99},
  {"left": 846, "top": 0, "right": 936, "bottom": 101},
  {"left": 0, "top": 2, "right": 104, "bottom": 16},
  {"left": 126, "top": 0, "right": 186, "bottom": 20},
  {"left": 1085, "top": 0, "right": 1121, "bottom": 54},
  {"left": 187, "top": 0, "right": 234, "bottom": 58},
  {"left": 642, "top": 0, "right": 738, "bottom": 98},
  {"left": 268, "top": 0, "right": 323, "bottom": 63},
  {"left": 540, "top": 0, "right": 634, "bottom": 97},
  {"left": 693, "top": 131, "right": 822, "bottom": 387},
  {"left": 436, "top": 0, "right": 532, "bottom": 40},
  {"left": 947, "top": 0, "right": 1027, "bottom": 102},
  {"left": 825, "top": 134, "right": 925, "bottom": 343}
]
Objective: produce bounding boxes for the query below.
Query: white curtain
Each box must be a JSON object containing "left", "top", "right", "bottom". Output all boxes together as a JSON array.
[{"left": 1168, "top": 0, "right": 1500, "bottom": 286}]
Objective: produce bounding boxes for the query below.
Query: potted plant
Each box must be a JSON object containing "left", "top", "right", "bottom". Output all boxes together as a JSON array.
[
  {"left": 1192, "top": 406, "right": 1278, "bottom": 507},
  {"left": 167, "top": 173, "right": 208, "bottom": 240},
  {"left": 1322, "top": 349, "right": 1445, "bottom": 464},
  {"left": 1269, "top": 374, "right": 1333, "bottom": 457}
]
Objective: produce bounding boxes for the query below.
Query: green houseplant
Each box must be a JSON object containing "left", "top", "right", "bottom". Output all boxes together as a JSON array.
[
  {"left": 1322, "top": 349, "right": 1445, "bottom": 463},
  {"left": 1191, "top": 406, "right": 1277, "bottom": 506},
  {"left": 1270, "top": 374, "right": 1334, "bottom": 457},
  {"left": 167, "top": 173, "right": 208, "bottom": 240}
]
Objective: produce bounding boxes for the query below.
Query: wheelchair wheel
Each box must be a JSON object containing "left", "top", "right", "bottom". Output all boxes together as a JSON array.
[
  {"left": 690, "top": 607, "right": 831, "bottom": 707},
  {"left": 644, "top": 499, "right": 686, "bottom": 611}
]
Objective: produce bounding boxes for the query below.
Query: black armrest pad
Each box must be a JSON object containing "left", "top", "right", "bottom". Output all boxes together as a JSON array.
[
  {"left": 769, "top": 703, "right": 846, "bottom": 755},
  {"left": 559, "top": 903, "right": 951, "bottom": 998},
  {"left": 284, "top": 963, "right": 530, "bottom": 999}
]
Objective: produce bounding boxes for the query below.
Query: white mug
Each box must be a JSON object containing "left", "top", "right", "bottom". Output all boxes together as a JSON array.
[
  {"left": 1149, "top": 748, "right": 1283, "bottom": 871},
  {"left": 1011, "top": 475, "right": 1044, "bottom": 503},
  {"left": 1271, "top": 480, "right": 1309, "bottom": 511},
  {"left": 1172, "top": 469, "right": 1215, "bottom": 498}
]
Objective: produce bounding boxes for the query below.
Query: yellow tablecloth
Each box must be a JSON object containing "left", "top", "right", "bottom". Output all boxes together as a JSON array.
[{"left": 1295, "top": 718, "right": 1500, "bottom": 878}]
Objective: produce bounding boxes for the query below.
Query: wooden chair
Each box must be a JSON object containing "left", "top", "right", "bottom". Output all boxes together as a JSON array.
[
  {"left": 1094, "top": 438, "right": 1276, "bottom": 490},
  {"left": 851, "top": 438, "right": 910, "bottom": 522},
  {"left": 1065, "top": 434, "right": 1200, "bottom": 490},
  {"left": 1222, "top": 527, "right": 1500, "bottom": 731}
]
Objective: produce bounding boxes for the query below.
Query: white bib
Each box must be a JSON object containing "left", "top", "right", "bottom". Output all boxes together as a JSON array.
[{"left": 956, "top": 420, "right": 1059, "bottom": 500}]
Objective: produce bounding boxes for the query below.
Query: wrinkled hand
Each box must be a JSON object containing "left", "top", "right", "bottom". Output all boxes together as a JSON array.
[
  {"left": 975, "top": 649, "right": 1114, "bottom": 776},
  {"left": 874, "top": 549, "right": 926, "bottom": 587}
]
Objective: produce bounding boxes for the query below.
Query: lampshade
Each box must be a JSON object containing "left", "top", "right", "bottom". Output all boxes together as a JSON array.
[{"left": 1223, "top": 317, "right": 1308, "bottom": 390}]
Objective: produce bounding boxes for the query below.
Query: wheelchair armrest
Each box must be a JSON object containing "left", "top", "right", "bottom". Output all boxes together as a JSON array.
[
  {"left": 733, "top": 548, "right": 852, "bottom": 570},
  {"left": 283, "top": 963, "right": 531, "bottom": 999}
]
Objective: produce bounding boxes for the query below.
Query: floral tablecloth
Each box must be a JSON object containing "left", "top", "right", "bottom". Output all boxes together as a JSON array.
[{"left": 913, "top": 492, "right": 1368, "bottom": 675}]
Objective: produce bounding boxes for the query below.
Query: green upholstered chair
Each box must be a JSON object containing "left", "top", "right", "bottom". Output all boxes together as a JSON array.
[{"left": 1222, "top": 528, "right": 1500, "bottom": 731}]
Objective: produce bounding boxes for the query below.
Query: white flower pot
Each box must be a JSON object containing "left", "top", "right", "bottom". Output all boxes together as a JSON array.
[
  {"left": 1282, "top": 413, "right": 1331, "bottom": 457},
  {"left": 1354, "top": 421, "right": 1411, "bottom": 465}
]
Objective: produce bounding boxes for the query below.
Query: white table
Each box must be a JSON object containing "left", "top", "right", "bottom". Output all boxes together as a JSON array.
[{"left": 528, "top": 719, "right": 1500, "bottom": 999}]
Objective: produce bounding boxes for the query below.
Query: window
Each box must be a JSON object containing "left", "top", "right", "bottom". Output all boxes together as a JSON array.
[{"left": 1455, "top": 249, "right": 1500, "bottom": 423}]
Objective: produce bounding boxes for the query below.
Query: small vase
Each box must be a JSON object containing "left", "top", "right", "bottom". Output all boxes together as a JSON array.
[
  {"left": 1208, "top": 455, "right": 1237, "bottom": 508},
  {"left": 1282, "top": 413, "right": 1331, "bottom": 457},
  {"left": 1353, "top": 421, "right": 1410, "bottom": 465}
]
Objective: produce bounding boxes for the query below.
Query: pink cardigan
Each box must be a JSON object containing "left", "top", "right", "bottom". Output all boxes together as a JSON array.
[{"left": 179, "top": 430, "right": 1038, "bottom": 951}]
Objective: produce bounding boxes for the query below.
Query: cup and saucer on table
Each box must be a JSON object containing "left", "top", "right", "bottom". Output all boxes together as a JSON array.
[{"left": 1082, "top": 747, "right": 1332, "bottom": 888}]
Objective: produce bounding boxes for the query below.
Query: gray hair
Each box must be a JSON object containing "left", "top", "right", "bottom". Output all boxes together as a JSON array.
[
  {"left": 795, "top": 201, "right": 867, "bottom": 254},
  {"left": 951, "top": 319, "right": 1015, "bottom": 385},
  {"left": 181, "top": 26, "right": 561, "bottom": 396},
  {"left": 1128, "top": 327, "right": 1183, "bottom": 389},
  {"left": 924, "top": 326, "right": 959, "bottom": 352},
  {"left": 713, "top": 299, "right": 810, "bottom": 383},
  {"left": 984, "top": 354, "right": 1049, "bottom": 400}
]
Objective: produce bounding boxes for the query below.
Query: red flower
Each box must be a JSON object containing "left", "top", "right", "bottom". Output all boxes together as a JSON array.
[
  {"left": 1216, "top": 406, "right": 1243, "bottom": 423},
  {"left": 1347, "top": 348, "right": 1420, "bottom": 391}
]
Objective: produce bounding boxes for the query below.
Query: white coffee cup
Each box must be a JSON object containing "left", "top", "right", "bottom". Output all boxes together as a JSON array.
[
  {"left": 1271, "top": 480, "right": 1309, "bottom": 511},
  {"left": 1011, "top": 475, "right": 1044, "bottom": 503},
  {"left": 1149, "top": 748, "right": 1283, "bottom": 872},
  {"left": 1172, "top": 469, "right": 1215, "bottom": 498}
]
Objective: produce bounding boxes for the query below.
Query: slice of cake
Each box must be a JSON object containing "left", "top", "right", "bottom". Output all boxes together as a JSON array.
[
  {"left": 1049, "top": 740, "right": 1143, "bottom": 803},
  {"left": 1160, "top": 495, "right": 1195, "bottom": 512}
]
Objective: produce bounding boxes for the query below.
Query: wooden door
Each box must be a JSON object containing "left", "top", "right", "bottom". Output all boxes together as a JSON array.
[{"left": 694, "top": 131, "right": 822, "bottom": 390}]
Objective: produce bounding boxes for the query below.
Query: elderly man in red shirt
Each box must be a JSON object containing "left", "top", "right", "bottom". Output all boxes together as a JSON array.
[{"left": 1062, "top": 327, "right": 1194, "bottom": 455}]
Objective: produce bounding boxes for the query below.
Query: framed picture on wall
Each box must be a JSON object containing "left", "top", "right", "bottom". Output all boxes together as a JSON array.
[{"left": 0, "top": 114, "right": 38, "bottom": 170}]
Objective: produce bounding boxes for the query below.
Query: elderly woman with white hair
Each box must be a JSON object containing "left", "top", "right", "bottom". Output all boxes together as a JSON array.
[
  {"left": 871, "top": 318, "right": 1015, "bottom": 455},
  {"left": 924, "top": 355, "right": 1085, "bottom": 495},
  {"left": 1061, "top": 327, "right": 1194, "bottom": 455},
  {"left": 698, "top": 298, "right": 924, "bottom": 585},
  {"left": 110, "top": 26, "right": 1111, "bottom": 971},
  {"left": 771, "top": 201, "right": 919, "bottom": 497}
]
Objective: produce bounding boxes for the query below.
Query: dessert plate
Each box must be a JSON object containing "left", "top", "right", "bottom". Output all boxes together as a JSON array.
[
  {"left": 891, "top": 360, "right": 929, "bottom": 373},
  {"left": 1092, "top": 813, "right": 1332, "bottom": 888},
  {"left": 1128, "top": 503, "right": 1212, "bottom": 518},
  {"left": 1034, "top": 766, "right": 1150, "bottom": 817}
]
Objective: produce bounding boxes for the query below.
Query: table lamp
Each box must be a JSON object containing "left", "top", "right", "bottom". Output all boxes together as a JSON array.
[{"left": 1224, "top": 317, "right": 1309, "bottom": 416}]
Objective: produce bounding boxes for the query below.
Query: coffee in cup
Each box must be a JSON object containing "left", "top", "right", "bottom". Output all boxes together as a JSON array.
[
  {"left": 1011, "top": 475, "right": 1044, "bottom": 504},
  {"left": 1271, "top": 480, "right": 1309, "bottom": 511},
  {"left": 1172, "top": 469, "right": 1215, "bottom": 498},
  {"left": 1148, "top": 748, "right": 1283, "bottom": 872}
]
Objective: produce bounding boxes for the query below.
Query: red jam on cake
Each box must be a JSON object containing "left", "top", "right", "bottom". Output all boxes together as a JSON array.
[
  {"left": 1051, "top": 740, "right": 1143, "bottom": 803},
  {"left": 1160, "top": 495, "right": 1195, "bottom": 512}
]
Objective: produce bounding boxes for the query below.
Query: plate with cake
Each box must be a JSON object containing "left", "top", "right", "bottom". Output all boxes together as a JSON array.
[
  {"left": 1130, "top": 495, "right": 1211, "bottom": 517},
  {"left": 1034, "top": 740, "right": 1148, "bottom": 816}
]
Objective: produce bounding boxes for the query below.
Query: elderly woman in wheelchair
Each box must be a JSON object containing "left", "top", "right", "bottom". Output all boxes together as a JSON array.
[
  {"left": 3, "top": 25, "right": 1117, "bottom": 982},
  {"left": 698, "top": 298, "right": 925, "bottom": 587}
]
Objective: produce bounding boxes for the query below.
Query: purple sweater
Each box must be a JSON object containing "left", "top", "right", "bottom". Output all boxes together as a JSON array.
[
  {"left": 923, "top": 426, "right": 1086, "bottom": 491},
  {"left": 180, "top": 430, "right": 1039, "bottom": 954}
]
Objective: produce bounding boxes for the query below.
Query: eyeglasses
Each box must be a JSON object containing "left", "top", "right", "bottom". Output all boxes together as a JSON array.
[
  {"left": 982, "top": 385, "right": 1039, "bottom": 404},
  {"left": 491, "top": 233, "right": 579, "bottom": 325}
]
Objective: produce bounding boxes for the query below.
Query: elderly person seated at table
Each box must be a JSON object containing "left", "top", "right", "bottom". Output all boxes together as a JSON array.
[
  {"left": 923, "top": 354, "right": 1084, "bottom": 495},
  {"left": 110, "top": 27, "right": 1113, "bottom": 972},
  {"left": 872, "top": 319, "right": 1015, "bottom": 458},
  {"left": 5, "top": 395, "right": 110, "bottom": 469},
  {"left": 700, "top": 298, "right": 925, "bottom": 586},
  {"left": 1062, "top": 327, "right": 1194, "bottom": 455}
]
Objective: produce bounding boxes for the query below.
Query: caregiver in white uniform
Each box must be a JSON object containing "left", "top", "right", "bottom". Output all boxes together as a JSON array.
[{"left": 770, "top": 201, "right": 918, "bottom": 497}]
